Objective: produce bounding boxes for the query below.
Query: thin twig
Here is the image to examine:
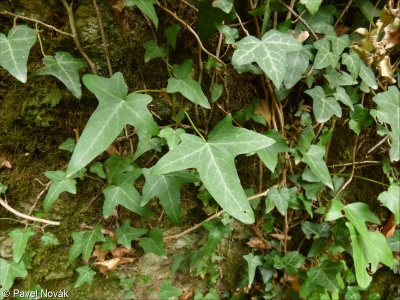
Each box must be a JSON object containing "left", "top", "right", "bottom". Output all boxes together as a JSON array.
[
  {"left": 334, "top": 0, "right": 353, "bottom": 28},
  {"left": 235, "top": 12, "right": 249, "bottom": 36},
  {"left": 163, "top": 189, "right": 270, "bottom": 241},
  {"left": 61, "top": 0, "right": 97, "bottom": 74},
  {"left": 0, "top": 11, "right": 73, "bottom": 36},
  {"left": 179, "top": 0, "right": 198, "bottom": 11},
  {"left": 286, "top": 0, "right": 296, "bottom": 20},
  {"left": 334, "top": 135, "right": 359, "bottom": 198},
  {"left": 328, "top": 160, "right": 381, "bottom": 168},
  {"left": 279, "top": 0, "right": 319, "bottom": 41},
  {"left": 92, "top": 0, "right": 113, "bottom": 77},
  {"left": 28, "top": 181, "right": 52, "bottom": 216},
  {"left": 156, "top": 3, "right": 225, "bottom": 67},
  {"left": 367, "top": 135, "right": 389, "bottom": 153},
  {"left": 0, "top": 198, "right": 60, "bottom": 225}
]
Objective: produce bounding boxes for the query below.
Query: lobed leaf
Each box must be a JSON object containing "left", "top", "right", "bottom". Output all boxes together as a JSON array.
[
  {"left": 32, "top": 52, "right": 86, "bottom": 99},
  {"left": 66, "top": 73, "right": 159, "bottom": 177},
  {"left": 232, "top": 29, "right": 303, "bottom": 89},
  {"left": 152, "top": 114, "right": 275, "bottom": 224}
]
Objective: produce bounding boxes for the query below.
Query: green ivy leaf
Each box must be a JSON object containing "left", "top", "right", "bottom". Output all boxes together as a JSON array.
[
  {"left": 359, "top": 61, "right": 378, "bottom": 90},
  {"left": 307, "top": 238, "right": 326, "bottom": 257},
  {"left": 9, "top": 228, "right": 35, "bottom": 263},
  {"left": 256, "top": 130, "right": 290, "bottom": 172},
  {"left": 215, "top": 23, "right": 239, "bottom": 44},
  {"left": 232, "top": 29, "right": 303, "bottom": 89},
  {"left": 132, "top": 132, "right": 161, "bottom": 161},
  {"left": 387, "top": 230, "right": 400, "bottom": 251},
  {"left": 371, "top": 86, "right": 400, "bottom": 161},
  {"left": 141, "top": 168, "right": 197, "bottom": 224},
  {"left": 43, "top": 170, "right": 77, "bottom": 212},
  {"left": 301, "top": 145, "right": 333, "bottom": 189},
  {"left": 266, "top": 187, "right": 290, "bottom": 215},
  {"left": 324, "top": 68, "right": 356, "bottom": 87},
  {"left": 40, "top": 232, "right": 60, "bottom": 246},
  {"left": 159, "top": 127, "right": 185, "bottom": 150},
  {"left": 342, "top": 50, "right": 361, "bottom": 80},
  {"left": 0, "top": 181, "right": 7, "bottom": 194},
  {"left": 0, "top": 25, "right": 37, "bottom": 83},
  {"left": 313, "top": 37, "right": 339, "bottom": 69},
  {"left": 300, "top": 0, "right": 322, "bottom": 15},
  {"left": 301, "top": 221, "right": 330, "bottom": 239},
  {"left": 164, "top": 24, "right": 180, "bottom": 49},
  {"left": 89, "top": 162, "right": 106, "bottom": 179},
  {"left": 194, "top": 0, "right": 236, "bottom": 42},
  {"left": 143, "top": 40, "right": 167, "bottom": 63},
  {"left": 345, "top": 286, "right": 361, "bottom": 300},
  {"left": 284, "top": 48, "right": 311, "bottom": 89},
  {"left": 334, "top": 86, "right": 354, "bottom": 110},
  {"left": 0, "top": 259, "right": 27, "bottom": 294},
  {"left": 66, "top": 73, "right": 159, "bottom": 177},
  {"left": 138, "top": 228, "right": 166, "bottom": 257},
  {"left": 116, "top": 220, "right": 148, "bottom": 249},
  {"left": 203, "top": 219, "right": 232, "bottom": 257},
  {"left": 166, "top": 60, "right": 210, "bottom": 108},
  {"left": 243, "top": 253, "right": 263, "bottom": 285},
  {"left": 274, "top": 251, "right": 305, "bottom": 274},
  {"left": 126, "top": 0, "right": 158, "bottom": 29},
  {"left": 152, "top": 114, "right": 275, "bottom": 224},
  {"left": 303, "top": 259, "right": 343, "bottom": 291},
  {"left": 74, "top": 265, "right": 96, "bottom": 288},
  {"left": 213, "top": 0, "right": 234, "bottom": 13},
  {"left": 349, "top": 104, "right": 374, "bottom": 135},
  {"left": 157, "top": 279, "right": 182, "bottom": 299},
  {"left": 68, "top": 226, "right": 105, "bottom": 263},
  {"left": 378, "top": 184, "right": 400, "bottom": 224},
  {"left": 105, "top": 154, "right": 134, "bottom": 184},
  {"left": 211, "top": 83, "right": 223, "bottom": 103},
  {"left": 32, "top": 52, "right": 86, "bottom": 99},
  {"left": 102, "top": 180, "right": 154, "bottom": 218},
  {"left": 305, "top": 86, "right": 342, "bottom": 123},
  {"left": 346, "top": 222, "right": 393, "bottom": 288},
  {"left": 59, "top": 138, "right": 76, "bottom": 152},
  {"left": 100, "top": 236, "right": 116, "bottom": 251}
]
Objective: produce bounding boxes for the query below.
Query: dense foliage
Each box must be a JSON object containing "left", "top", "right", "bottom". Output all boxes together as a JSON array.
[{"left": 1, "top": 0, "right": 399, "bottom": 299}]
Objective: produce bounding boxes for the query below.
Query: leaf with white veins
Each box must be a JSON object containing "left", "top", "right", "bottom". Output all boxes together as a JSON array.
[
  {"left": 152, "top": 114, "right": 275, "bottom": 224},
  {"left": 232, "top": 29, "right": 302, "bottom": 89},
  {"left": 33, "top": 52, "right": 86, "bottom": 98},
  {"left": 66, "top": 73, "right": 159, "bottom": 177}
]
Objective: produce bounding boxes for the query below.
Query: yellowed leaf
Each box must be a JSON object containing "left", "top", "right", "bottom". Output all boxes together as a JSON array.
[
  {"left": 270, "top": 233, "right": 291, "bottom": 241},
  {"left": 254, "top": 100, "right": 271, "bottom": 127}
]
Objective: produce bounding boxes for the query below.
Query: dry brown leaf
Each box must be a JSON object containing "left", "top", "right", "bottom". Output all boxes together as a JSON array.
[
  {"left": 269, "top": 233, "right": 292, "bottom": 241},
  {"left": 334, "top": 25, "right": 350, "bottom": 37},
  {"left": 382, "top": 213, "right": 396, "bottom": 237},
  {"left": 293, "top": 30, "right": 309, "bottom": 43},
  {"left": 92, "top": 245, "right": 109, "bottom": 262},
  {"left": 110, "top": 0, "right": 125, "bottom": 12},
  {"left": 95, "top": 257, "right": 135, "bottom": 274},
  {"left": 247, "top": 237, "right": 272, "bottom": 250},
  {"left": 106, "top": 143, "right": 121, "bottom": 156},
  {"left": 111, "top": 245, "right": 134, "bottom": 257},
  {"left": 180, "top": 288, "right": 194, "bottom": 300},
  {"left": 282, "top": 273, "right": 301, "bottom": 293},
  {"left": 378, "top": 56, "right": 396, "bottom": 84},
  {"left": 0, "top": 159, "right": 12, "bottom": 169},
  {"left": 254, "top": 100, "right": 271, "bottom": 127}
]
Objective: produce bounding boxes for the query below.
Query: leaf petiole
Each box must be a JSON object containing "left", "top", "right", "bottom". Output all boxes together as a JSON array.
[{"left": 183, "top": 110, "right": 205, "bottom": 141}]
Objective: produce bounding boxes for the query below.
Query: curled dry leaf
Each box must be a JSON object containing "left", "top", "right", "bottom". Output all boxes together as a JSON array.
[
  {"left": 269, "top": 233, "right": 292, "bottom": 241},
  {"left": 95, "top": 257, "right": 135, "bottom": 275},
  {"left": 247, "top": 237, "right": 272, "bottom": 251},
  {"left": 382, "top": 213, "right": 396, "bottom": 238},
  {"left": 254, "top": 100, "right": 272, "bottom": 127},
  {"left": 0, "top": 158, "right": 12, "bottom": 169}
]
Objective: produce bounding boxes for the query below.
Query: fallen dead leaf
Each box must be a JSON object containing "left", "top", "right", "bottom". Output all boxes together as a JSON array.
[
  {"left": 270, "top": 233, "right": 292, "bottom": 241},
  {"left": 179, "top": 288, "right": 194, "bottom": 300},
  {"left": 95, "top": 257, "right": 135, "bottom": 274},
  {"left": 92, "top": 245, "right": 109, "bottom": 262},
  {"left": 106, "top": 143, "right": 121, "bottom": 156},
  {"left": 247, "top": 237, "right": 272, "bottom": 251},
  {"left": 254, "top": 100, "right": 272, "bottom": 127},
  {"left": 382, "top": 213, "right": 396, "bottom": 238},
  {"left": 111, "top": 245, "right": 134, "bottom": 257}
]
